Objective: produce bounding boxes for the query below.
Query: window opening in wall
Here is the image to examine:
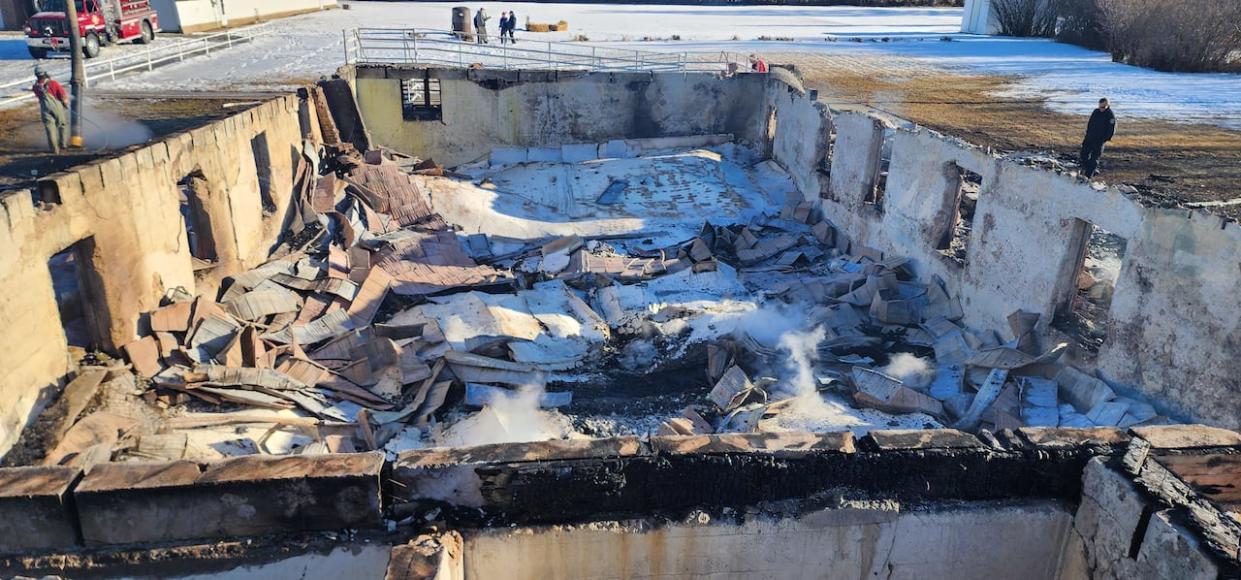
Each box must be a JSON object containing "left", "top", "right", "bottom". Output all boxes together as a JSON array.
[
  {"left": 250, "top": 132, "right": 276, "bottom": 215},
  {"left": 1053, "top": 220, "right": 1127, "bottom": 354},
  {"left": 818, "top": 124, "right": 838, "bottom": 200},
  {"left": 865, "top": 127, "right": 894, "bottom": 210},
  {"left": 35, "top": 180, "right": 62, "bottom": 207},
  {"left": 178, "top": 171, "right": 218, "bottom": 269},
  {"left": 401, "top": 73, "right": 442, "bottom": 121},
  {"left": 48, "top": 238, "right": 105, "bottom": 351},
  {"left": 936, "top": 164, "right": 983, "bottom": 266}
]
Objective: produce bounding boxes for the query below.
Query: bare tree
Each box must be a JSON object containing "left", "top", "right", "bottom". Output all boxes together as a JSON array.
[
  {"left": 990, "top": 0, "right": 1058, "bottom": 37},
  {"left": 1099, "top": 0, "right": 1241, "bottom": 71}
]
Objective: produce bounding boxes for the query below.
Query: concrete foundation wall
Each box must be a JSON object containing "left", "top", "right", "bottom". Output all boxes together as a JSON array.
[
  {"left": 0, "top": 94, "right": 316, "bottom": 458},
  {"left": 353, "top": 67, "right": 768, "bottom": 167},
  {"left": 464, "top": 503, "right": 1073, "bottom": 580},
  {"left": 762, "top": 79, "right": 1241, "bottom": 428}
]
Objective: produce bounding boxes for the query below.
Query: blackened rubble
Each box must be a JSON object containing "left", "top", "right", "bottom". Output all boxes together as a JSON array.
[{"left": 19, "top": 140, "right": 1175, "bottom": 468}]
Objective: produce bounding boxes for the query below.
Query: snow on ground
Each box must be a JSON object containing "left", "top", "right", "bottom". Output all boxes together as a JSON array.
[
  {"left": 419, "top": 144, "right": 780, "bottom": 249},
  {"left": 1, "top": 2, "right": 1238, "bottom": 128}
]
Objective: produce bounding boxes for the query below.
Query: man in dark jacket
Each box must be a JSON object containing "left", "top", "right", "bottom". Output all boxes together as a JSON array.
[
  {"left": 473, "top": 8, "right": 490, "bottom": 44},
  {"left": 504, "top": 11, "right": 517, "bottom": 44},
  {"left": 1080, "top": 98, "right": 1116, "bottom": 179}
]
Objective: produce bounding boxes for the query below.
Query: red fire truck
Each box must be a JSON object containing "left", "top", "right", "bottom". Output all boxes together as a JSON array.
[{"left": 24, "top": 0, "right": 160, "bottom": 59}]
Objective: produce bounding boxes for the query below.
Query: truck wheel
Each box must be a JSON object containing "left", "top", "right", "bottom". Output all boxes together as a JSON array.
[
  {"left": 137, "top": 21, "right": 154, "bottom": 44},
  {"left": 84, "top": 32, "right": 101, "bottom": 58},
  {"left": 28, "top": 47, "right": 48, "bottom": 59}
]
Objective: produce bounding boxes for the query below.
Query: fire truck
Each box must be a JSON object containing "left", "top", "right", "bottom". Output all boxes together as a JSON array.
[{"left": 24, "top": 0, "right": 160, "bottom": 60}]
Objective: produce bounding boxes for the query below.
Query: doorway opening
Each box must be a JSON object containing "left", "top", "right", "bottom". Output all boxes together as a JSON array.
[
  {"left": 936, "top": 164, "right": 983, "bottom": 266},
  {"left": 48, "top": 237, "right": 107, "bottom": 352},
  {"left": 1053, "top": 220, "right": 1127, "bottom": 354}
]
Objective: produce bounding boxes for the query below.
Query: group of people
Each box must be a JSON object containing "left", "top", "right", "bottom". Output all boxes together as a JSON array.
[{"left": 472, "top": 8, "right": 518, "bottom": 45}]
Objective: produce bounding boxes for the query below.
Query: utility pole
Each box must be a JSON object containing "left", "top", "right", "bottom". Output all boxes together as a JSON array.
[{"left": 63, "top": 0, "right": 85, "bottom": 148}]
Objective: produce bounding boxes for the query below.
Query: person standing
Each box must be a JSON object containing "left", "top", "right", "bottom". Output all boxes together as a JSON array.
[
  {"left": 31, "top": 66, "right": 69, "bottom": 154},
  {"left": 505, "top": 11, "right": 518, "bottom": 44},
  {"left": 1080, "top": 98, "right": 1116, "bottom": 179},
  {"left": 498, "top": 11, "right": 511, "bottom": 45},
  {"left": 749, "top": 54, "right": 768, "bottom": 73},
  {"left": 474, "top": 8, "right": 490, "bottom": 44}
]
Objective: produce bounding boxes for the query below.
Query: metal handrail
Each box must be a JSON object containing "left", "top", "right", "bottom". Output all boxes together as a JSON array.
[
  {"left": 0, "top": 22, "right": 276, "bottom": 106},
  {"left": 347, "top": 27, "right": 730, "bottom": 73}
]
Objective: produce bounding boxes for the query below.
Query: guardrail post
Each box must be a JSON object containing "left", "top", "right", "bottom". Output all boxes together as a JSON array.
[
  {"left": 412, "top": 31, "right": 418, "bottom": 63},
  {"left": 146, "top": 47, "right": 153, "bottom": 71},
  {"left": 342, "top": 29, "right": 348, "bottom": 63}
]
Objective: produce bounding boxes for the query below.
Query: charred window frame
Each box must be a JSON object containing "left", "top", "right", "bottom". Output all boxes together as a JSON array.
[
  {"left": 865, "top": 126, "right": 894, "bottom": 211},
  {"left": 401, "top": 72, "right": 442, "bottom": 121},
  {"left": 935, "top": 163, "right": 983, "bottom": 267}
]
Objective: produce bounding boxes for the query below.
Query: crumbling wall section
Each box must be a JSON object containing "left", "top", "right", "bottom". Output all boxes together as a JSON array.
[
  {"left": 353, "top": 67, "right": 767, "bottom": 166},
  {"left": 764, "top": 80, "right": 1241, "bottom": 427},
  {"left": 0, "top": 94, "right": 314, "bottom": 458},
  {"left": 1098, "top": 210, "right": 1241, "bottom": 427}
]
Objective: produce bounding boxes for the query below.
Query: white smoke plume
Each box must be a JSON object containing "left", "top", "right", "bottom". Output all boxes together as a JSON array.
[
  {"left": 880, "top": 353, "right": 935, "bottom": 390},
  {"left": 778, "top": 326, "right": 826, "bottom": 397},
  {"left": 439, "top": 384, "right": 567, "bottom": 447}
]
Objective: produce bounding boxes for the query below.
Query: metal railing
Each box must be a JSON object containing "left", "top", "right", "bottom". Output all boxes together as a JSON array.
[
  {"left": 0, "top": 22, "right": 276, "bottom": 107},
  {"left": 345, "top": 28, "right": 734, "bottom": 73}
]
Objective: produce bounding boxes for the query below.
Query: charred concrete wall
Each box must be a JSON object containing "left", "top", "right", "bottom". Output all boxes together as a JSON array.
[
  {"left": 760, "top": 78, "right": 1241, "bottom": 429},
  {"left": 0, "top": 94, "right": 318, "bottom": 458},
  {"left": 351, "top": 66, "right": 768, "bottom": 167},
  {"left": 4, "top": 425, "right": 1236, "bottom": 578}
]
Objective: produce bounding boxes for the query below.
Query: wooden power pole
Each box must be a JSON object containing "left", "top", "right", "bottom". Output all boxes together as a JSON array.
[{"left": 63, "top": 0, "right": 85, "bottom": 148}]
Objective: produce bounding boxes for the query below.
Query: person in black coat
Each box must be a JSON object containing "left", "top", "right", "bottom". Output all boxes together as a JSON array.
[{"left": 1080, "top": 98, "right": 1116, "bottom": 179}]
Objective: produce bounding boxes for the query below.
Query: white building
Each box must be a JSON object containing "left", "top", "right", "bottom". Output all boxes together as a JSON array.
[
  {"left": 150, "top": 0, "right": 336, "bottom": 33},
  {"left": 961, "top": 0, "right": 1000, "bottom": 34}
]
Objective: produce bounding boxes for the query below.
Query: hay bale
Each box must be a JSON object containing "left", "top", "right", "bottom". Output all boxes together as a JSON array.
[{"left": 527, "top": 22, "right": 551, "bottom": 33}]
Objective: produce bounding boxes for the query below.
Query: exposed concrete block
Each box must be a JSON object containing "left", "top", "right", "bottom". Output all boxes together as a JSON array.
[
  {"left": 1074, "top": 457, "right": 1150, "bottom": 576},
  {"left": 0, "top": 466, "right": 81, "bottom": 554},
  {"left": 526, "top": 147, "right": 563, "bottom": 164},
  {"left": 1134, "top": 510, "right": 1220, "bottom": 580},
  {"left": 560, "top": 143, "right": 599, "bottom": 164},
  {"left": 651, "top": 432, "right": 855, "bottom": 456},
  {"left": 75, "top": 454, "right": 382, "bottom": 545},
  {"left": 1016, "top": 427, "right": 1129, "bottom": 450},
  {"left": 488, "top": 147, "right": 528, "bottom": 167},
  {"left": 601, "top": 139, "right": 638, "bottom": 159},
  {"left": 1130, "top": 425, "right": 1241, "bottom": 449},
  {"left": 863, "top": 429, "right": 984, "bottom": 451}
]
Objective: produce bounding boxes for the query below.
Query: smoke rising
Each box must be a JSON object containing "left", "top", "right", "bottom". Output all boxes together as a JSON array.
[
  {"left": 880, "top": 353, "right": 935, "bottom": 390},
  {"left": 777, "top": 326, "right": 826, "bottom": 397},
  {"left": 439, "top": 384, "right": 567, "bottom": 447}
]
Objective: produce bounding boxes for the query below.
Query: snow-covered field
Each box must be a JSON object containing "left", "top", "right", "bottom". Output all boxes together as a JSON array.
[{"left": 1, "top": 2, "right": 1238, "bottom": 128}]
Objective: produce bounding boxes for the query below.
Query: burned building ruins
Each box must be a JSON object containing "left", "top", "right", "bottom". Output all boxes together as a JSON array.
[{"left": 1, "top": 55, "right": 1240, "bottom": 579}]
